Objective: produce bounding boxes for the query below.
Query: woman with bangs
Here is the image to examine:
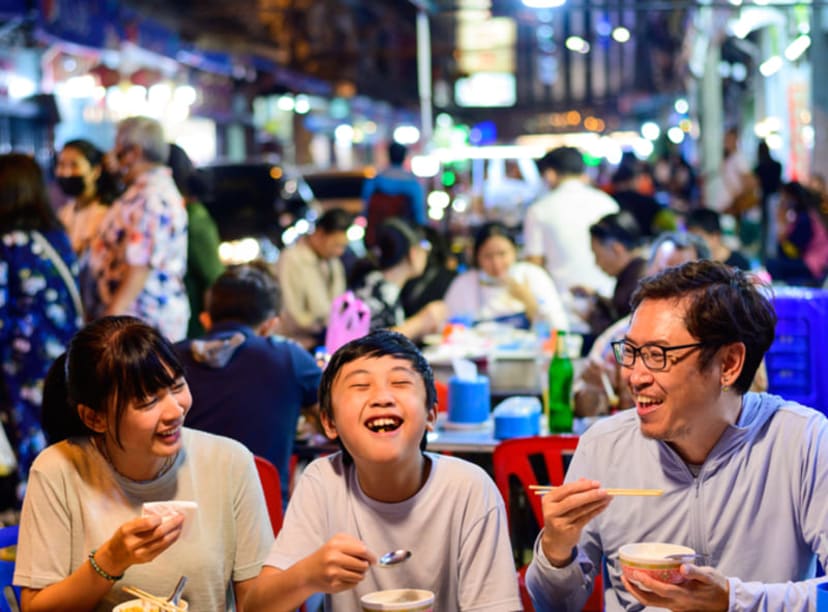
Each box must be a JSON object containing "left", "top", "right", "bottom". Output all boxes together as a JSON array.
[{"left": 13, "top": 316, "right": 273, "bottom": 612}]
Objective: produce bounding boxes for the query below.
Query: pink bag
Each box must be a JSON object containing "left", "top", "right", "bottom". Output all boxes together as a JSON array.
[
  {"left": 805, "top": 210, "right": 828, "bottom": 280},
  {"left": 325, "top": 291, "right": 371, "bottom": 354}
]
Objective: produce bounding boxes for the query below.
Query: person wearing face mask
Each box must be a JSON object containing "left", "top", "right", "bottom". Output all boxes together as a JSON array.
[
  {"left": 56, "top": 140, "right": 121, "bottom": 319},
  {"left": 56, "top": 140, "right": 119, "bottom": 256}
]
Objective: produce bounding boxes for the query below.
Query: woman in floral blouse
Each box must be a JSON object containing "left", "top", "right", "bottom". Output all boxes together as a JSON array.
[{"left": 0, "top": 153, "right": 83, "bottom": 503}]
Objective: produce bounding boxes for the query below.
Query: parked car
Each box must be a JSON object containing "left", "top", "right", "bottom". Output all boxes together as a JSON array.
[
  {"left": 300, "top": 168, "right": 373, "bottom": 215},
  {"left": 199, "top": 163, "right": 372, "bottom": 264},
  {"left": 199, "top": 162, "right": 313, "bottom": 250}
]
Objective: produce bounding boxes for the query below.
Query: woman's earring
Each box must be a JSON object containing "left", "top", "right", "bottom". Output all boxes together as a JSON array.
[{"left": 721, "top": 380, "right": 730, "bottom": 393}]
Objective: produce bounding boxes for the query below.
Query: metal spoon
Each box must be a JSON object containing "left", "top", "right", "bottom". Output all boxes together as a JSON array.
[
  {"left": 167, "top": 575, "right": 188, "bottom": 606},
  {"left": 378, "top": 549, "right": 411, "bottom": 567}
]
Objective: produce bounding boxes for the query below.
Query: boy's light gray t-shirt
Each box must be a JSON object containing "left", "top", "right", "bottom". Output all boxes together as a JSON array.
[
  {"left": 14, "top": 429, "right": 274, "bottom": 611},
  {"left": 266, "top": 451, "right": 522, "bottom": 612}
]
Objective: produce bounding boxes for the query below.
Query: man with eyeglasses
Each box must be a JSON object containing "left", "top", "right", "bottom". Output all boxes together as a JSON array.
[{"left": 527, "top": 260, "right": 828, "bottom": 611}]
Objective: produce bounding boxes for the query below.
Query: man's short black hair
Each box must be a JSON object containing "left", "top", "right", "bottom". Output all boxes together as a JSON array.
[
  {"left": 536, "top": 146, "right": 585, "bottom": 176},
  {"left": 206, "top": 264, "right": 281, "bottom": 327},
  {"left": 589, "top": 211, "right": 643, "bottom": 251},
  {"left": 389, "top": 142, "right": 407, "bottom": 165},
  {"left": 631, "top": 260, "right": 776, "bottom": 394},
  {"left": 316, "top": 207, "right": 353, "bottom": 234}
]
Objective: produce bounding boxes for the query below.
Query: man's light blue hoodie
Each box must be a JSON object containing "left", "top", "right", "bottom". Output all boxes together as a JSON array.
[{"left": 526, "top": 392, "right": 828, "bottom": 611}]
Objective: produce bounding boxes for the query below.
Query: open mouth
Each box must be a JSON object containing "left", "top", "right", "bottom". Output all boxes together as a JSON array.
[
  {"left": 157, "top": 425, "right": 181, "bottom": 438},
  {"left": 365, "top": 417, "right": 403, "bottom": 433},
  {"left": 636, "top": 396, "right": 663, "bottom": 415}
]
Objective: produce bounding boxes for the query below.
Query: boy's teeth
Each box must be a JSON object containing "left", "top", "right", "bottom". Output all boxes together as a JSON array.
[
  {"left": 371, "top": 418, "right": 396, "bottom": 427},
  {"left": 366, "top": 417, "right": 402, "bottom": 432}
]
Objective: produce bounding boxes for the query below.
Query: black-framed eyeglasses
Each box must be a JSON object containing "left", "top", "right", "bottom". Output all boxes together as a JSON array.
[{"left": 611, "top": 339, "right": 706, "bottom": 371}]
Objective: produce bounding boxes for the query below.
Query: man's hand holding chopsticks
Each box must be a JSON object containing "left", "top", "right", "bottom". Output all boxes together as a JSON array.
[{"left": 539, "top": 478, "right": 612, "bottom": 567}]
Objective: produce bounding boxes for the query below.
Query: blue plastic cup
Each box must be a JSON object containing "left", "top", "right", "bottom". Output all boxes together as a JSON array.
[
  {"left": 447, "top": 375, "right": 490, "bottom": 424},
  {"left": 817, "top": 582, "right": 828, "bottom": 611}
]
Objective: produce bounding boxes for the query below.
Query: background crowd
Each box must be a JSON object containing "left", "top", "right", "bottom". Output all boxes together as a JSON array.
[{"left": 2, "top": 115, "right": 828, "bottom": 610}]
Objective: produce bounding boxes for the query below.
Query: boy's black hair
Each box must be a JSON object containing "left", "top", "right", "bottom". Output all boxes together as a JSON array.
[{"left": 319, "top": 330, "right": 437, "bottom": 463}]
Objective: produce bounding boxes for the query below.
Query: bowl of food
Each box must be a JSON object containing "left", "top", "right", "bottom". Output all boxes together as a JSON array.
[
  {"left": 618, "top": 542, "right": 696, "bottom": 589},
  {"left": 113, "top": 598, "right": 188, "bottom": 611},
  {"left": 360, "top": 588, "right": 434, "bottom": 611}
]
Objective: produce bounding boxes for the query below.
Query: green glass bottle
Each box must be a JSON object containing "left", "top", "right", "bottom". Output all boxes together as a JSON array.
[{"left": 547, "top": 331, "right": 574, "bottom": 433}]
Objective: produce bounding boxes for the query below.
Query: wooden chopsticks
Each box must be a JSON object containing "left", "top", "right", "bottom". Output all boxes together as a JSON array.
[
  {"left": 122, "top": 586, "right": 185, "bottom": 612},
  {"left": 529, "top": 485, "right": 664, "bottom": 497}
]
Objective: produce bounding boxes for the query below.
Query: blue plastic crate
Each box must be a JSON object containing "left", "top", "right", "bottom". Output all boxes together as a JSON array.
[{"left": 767, "top": 287, "right": 828, "bottom": 414}]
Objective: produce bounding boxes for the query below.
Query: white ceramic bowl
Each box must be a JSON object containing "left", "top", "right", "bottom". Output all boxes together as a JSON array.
[
  {"left": 113, "top": 598, "right": 188, "bottom": 612},
  {"left": 360, "top": 588, "right": 435, "bottom": 612},
  {"left": 619, "top": 542, "right": 696, "bottom": 588}
]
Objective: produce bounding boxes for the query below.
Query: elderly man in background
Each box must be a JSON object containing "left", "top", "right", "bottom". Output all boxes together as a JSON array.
[
  {"left": 89, "top": 116, "right": 189, "bottom": 341},
  {"left": 527, "top": 260, "right": 827, "bottom": 611}
]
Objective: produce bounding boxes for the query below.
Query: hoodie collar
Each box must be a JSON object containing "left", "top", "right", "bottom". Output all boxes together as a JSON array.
[
  {"left": 655, "top": 392, "right": 783, "bottom": 476},
  {"left": 190, "top": 322, "right": 255, "bottom": 368}
]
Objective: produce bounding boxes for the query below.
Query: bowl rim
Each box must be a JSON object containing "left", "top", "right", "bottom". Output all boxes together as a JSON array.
[
  {"left": 618, "top": 542, "right": 695, "bottom": 566},
  {"left": 112, "top": 598, "right": 189, "bottom": 611},
  {"left": 360, "top": 588, "right": 435, "bottom": 606}
]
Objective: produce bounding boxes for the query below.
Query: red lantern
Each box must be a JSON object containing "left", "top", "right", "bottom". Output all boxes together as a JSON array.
[
  {"left": 129, "top": 68, "right": 163, "bottom": 87},
  {"left": 89, "top": 64, "right": 121, "bottom": 88}
]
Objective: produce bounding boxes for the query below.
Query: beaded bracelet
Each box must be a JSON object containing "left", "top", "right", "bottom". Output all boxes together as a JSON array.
[{"left": 88, "top": 549, "right": 124, "bottom": 582}]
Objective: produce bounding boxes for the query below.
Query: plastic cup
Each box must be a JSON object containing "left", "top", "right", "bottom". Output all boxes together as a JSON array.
[
  {"left": 818, "top": 582, "right": 828, "bottom": 611},
  {"left": 360, "top": 588, "right": 435, "bottom": 612}
]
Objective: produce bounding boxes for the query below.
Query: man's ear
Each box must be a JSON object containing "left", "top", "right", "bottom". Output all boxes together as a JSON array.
[
  {"left": 199, "top": 311, "right": 212, "bottom": 332},
  {"left": 720, "top": 342, "right": 746, "bottom": 388},
  {"left": 256, "top": 316, "right": 281, "bottom": 337},
  {"left": 77, "top": 404, "right": 107, "bottom": 434}
]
